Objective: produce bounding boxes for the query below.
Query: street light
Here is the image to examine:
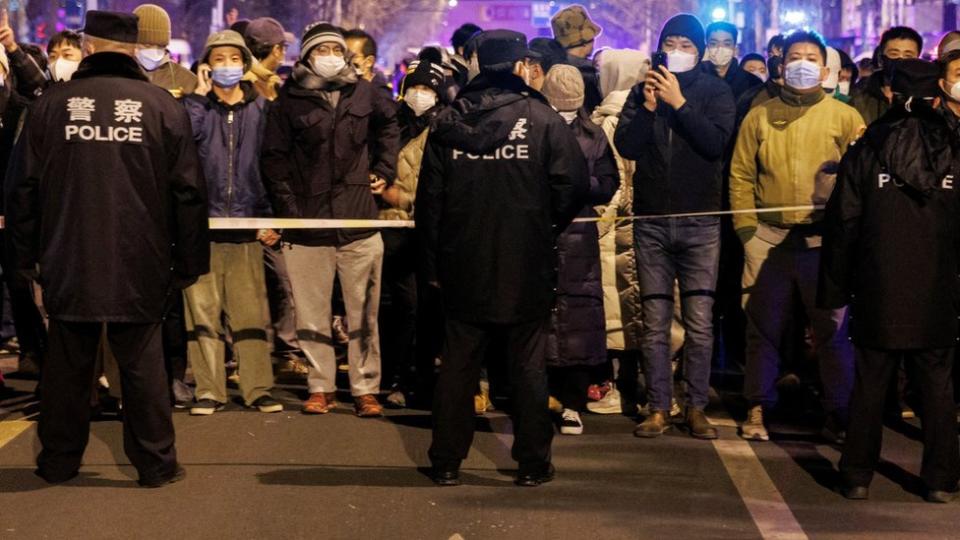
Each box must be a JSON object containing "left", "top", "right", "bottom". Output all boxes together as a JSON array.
[{"left": 711, "top": 6, "right": 727, "bottom": 21}]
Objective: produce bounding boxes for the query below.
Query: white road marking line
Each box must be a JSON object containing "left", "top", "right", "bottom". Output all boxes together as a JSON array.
[{"left": 708, "top": 407, "right": 809, "bottom": 540}]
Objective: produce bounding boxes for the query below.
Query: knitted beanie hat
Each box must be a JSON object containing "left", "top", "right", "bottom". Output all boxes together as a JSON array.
[
  {"left": 133, "top": 4, "right": 171, "bottom": 47},
  {"left": 541, "top": 64, "right": 585, "bottom": 112},
  {"left": 300, "top": 22, "right": 346, "bottom": 61}
]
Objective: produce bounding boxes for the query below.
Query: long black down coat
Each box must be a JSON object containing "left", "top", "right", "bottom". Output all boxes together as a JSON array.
[
  {"left": 7, "top": 53, "right": 210, "bottom": 323},
  {"left": 547, "top": 111, "right": 619, "bottom": 367},
  {"left": 416, "top": 72, "right": 589, "bottom": 325},
  {"left": 818, "top": 102, "right": 960, "bottom": 350}
]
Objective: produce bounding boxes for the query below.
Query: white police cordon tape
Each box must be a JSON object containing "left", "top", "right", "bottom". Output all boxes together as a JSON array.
[
  {"left": 208, "top": 205, "right": 823, "bottom": 229},
  {"left": 0, "top": 206, "right": 825, "bottom": 231}
]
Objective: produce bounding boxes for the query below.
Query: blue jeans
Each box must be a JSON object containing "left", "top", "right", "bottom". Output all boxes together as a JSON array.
[{"left": 634, "top": 217, "right": 721, "bottom": 412}]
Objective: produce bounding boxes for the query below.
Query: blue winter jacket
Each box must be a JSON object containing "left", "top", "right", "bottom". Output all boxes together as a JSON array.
[{"left": 183, "top": 82, "right": 271, "bottom": 242}]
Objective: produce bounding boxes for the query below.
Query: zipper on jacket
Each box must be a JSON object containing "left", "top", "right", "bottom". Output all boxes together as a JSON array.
[{"left": 226, "top": 110, "right": 235, "bottom": 217}]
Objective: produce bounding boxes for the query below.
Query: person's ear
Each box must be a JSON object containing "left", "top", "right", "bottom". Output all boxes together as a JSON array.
[
  {"left": 820, "top": 65, "right": 829, "bottom": 82},
  {"left": 83, "top": 41, "right": 95, "bottom": 57},
  {"left": 364, "top": 55, "right": 375, "bottom": 72}
]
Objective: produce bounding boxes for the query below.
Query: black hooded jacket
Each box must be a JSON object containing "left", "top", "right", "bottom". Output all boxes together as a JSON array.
[
  {"left": 614, "top": 66, "right": 735, "bottom": 215},
  {"left": 819, "top": 102, "right": 960, "bottom": 349},
  {"left": 416, "top": 72, "right": 589, "bottom": 324},
  {"left": 7, "top": 53, "right": 210, "bottom": 323},
  {"left": 703, "top": 58, "right": 763, "bottom": 101}
]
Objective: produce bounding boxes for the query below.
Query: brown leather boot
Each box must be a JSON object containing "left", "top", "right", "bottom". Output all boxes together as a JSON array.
[
  {"left": 634, "top": 410, "right": 671, "bottom": 438},
  {"left": 685, "top": 408, "right": 718, "bottom": 440}
]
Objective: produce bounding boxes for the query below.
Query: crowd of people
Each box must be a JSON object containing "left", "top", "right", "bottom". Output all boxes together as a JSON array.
[{"left": 0, "top": 3, "right": 958, "bottom": 498}]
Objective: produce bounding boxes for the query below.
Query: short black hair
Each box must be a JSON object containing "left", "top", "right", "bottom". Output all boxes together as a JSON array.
[
  {"left": 940, "top": 49, "right": 960, "bottom": 77},
  {"left": 343, "top": 29, "right": 377, "bottom": 58},
  {"left": 21, "top": 43, "right": 47, "bottom": 72},
  {"left": 879, "top": 26, "right": 923, "bottom": 56},
  {"left": 767, "top": 34, "right": 785, "bottom": 55},
  {"left": 837, "top": 49, "right": 859, "bottom": 84},
  {"left": 452, "top": 23, "right": 482, "bottom": 51},
  {"left": 741, "top": 52, "right": 765, "bottom": 66},
  {"left": 249, "top": 41, "right": 277, "bottom": 61},
  {"left": 529, "top": 37, "right": 568, "bottom": 72},
  {"left": 782, "top": 30, "right": 828, "bottom": 65},
  {"left": 705, "top": 22, "right": 738, "bottom": 45},
  {"left": 46, "top": 30, "right": 82, "bottom": 55}
]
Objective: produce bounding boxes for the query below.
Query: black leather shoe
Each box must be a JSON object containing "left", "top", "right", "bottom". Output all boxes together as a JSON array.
[
  {"left": 516, "top": 463, "right": 555, "bottom": 487},
  {"left": 925, "top": 490, "right": 957, "bottom": 504},
  {"left": 139, "top": 465, "right": 186, "bottom": 488},
  {"left": 841, "top": 485, "right": 869, "bottom": 500},
  {"left": 431, "top": 468, "right": 461, "bottom": 486},
  {"left": 34, "top": 468, "right": 78, "bottom": 485}
]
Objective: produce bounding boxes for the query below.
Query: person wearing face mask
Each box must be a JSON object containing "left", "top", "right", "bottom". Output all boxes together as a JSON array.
[
  {"left": 741, "top": 53, "right": 768, "bottom": 83},
  {"left": 132, "top": 4, "right": 197, "bottom": 99},
  {"left": 729, "top": 31, "right": 864, "bottom": 444},
  {"left": 261, "top": 22, "right": 400, "bottom": 419},
  {"left": 823, "top": 46, "right": 852, "bottom": 104},
  {"left": 344, "top": 29, "right": 393, "bottom": 102},
  {"left": 417, "top": 29, "right": 588, "bottom": 486},
  {"left": 540, "top": 64, "right": 618, "bottom": 436},
  {"left": 703, "top": 21, "right": 761, "bottom": 101},
  {"left": 837, "top": 49, "right": 859, "bottom": 99},
  {"left": 180, "top": 30, "right": 282, "bottom": 416},
  {"left": 614, "top": 13, "right": 734, "bottom": 440},
  {"left": 820, "top": 58, "right": 960, "bottom": 503},
  {"left": 850, "top": 26, "right": 923, "bottom": 126},
  {"left": 47, "top": 30, "right": 83, "bottom": 83},
  {"left": 374, "top": 59, "right": 446, "bottom": 410}
]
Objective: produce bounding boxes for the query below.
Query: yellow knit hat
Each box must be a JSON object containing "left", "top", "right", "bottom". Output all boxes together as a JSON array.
[{"left": 133, "top": 4, "right": 171, "bottom": 47}]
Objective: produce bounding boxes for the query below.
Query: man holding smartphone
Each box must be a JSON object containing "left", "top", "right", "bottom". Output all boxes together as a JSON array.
[{"left": 614, "top": 13, "right": 735, "bottom": 440}]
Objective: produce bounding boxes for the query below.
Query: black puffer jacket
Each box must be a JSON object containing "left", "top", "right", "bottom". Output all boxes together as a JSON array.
[
  {"left": 416, "top": 72, "right": 589, "bottom": 324},
  {"left": 614, "top": 67, "right": 735, "bottom": 215},
  {"left": 547, "top": 111, "right": 619, "bottom": 367},
  {"left": 260, "top": 71, "right": 400, "bottom": 246},
  {"left": 819, "top": 103, "right": 960, "bottom": 349}
]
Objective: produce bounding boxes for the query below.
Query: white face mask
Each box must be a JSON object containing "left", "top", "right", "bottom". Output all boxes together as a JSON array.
[
  {"left": 949, "top": 80, "right": 960, "bottom": 103},
  {"left": 558, "top": 110, "right": 579, "bottom": 124},
  {"left": 837, "top": 81, "right": 851, "bottom": 96},
  {"left": 50, "top": 58, "right": 80, "bottom": 82},
  {"left": 405, "top": 89, "right": 438, "bottom": 117},
  {"left": 666, "top": 50, "right": 698, "bottom": 73},
  {"left": 311, "top": 55, "right": 346, "bottom": 79},
  {"left": 706, "top": 46, "right": 735, "bottom": 67},
  {"left": 784, "top": 60, "right": 823, "bottom": 90},
  {"left": 136, "top": 47, "right": 166, "bottom": 71}
]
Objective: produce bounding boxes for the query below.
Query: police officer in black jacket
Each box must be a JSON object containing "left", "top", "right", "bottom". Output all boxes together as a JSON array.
[
  {"left": 417, "top": 29, "right": 589, "bottom": 487},
  {"left": 7, "top": 11, "right": 209, "bottom": 488},
  {"left": 819, "top": 59, "right": 960, "bottom": 503}
]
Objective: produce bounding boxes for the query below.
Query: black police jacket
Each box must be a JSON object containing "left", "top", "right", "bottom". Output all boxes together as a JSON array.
[
  {"left": 819, "top": 104, "right": 960, "bottom": 349},
  {"left": 416, "top": 72, "right": 590, "bottom": 324},
  {"left": 7, "top": 52, "right": 210, "bottom": 323}
]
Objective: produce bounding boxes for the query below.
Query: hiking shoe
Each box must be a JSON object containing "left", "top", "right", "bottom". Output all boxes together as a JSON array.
[
  {"left": 740, "top": 405, "right": 770, "bottom": 441},
  {"left": 634, "top": 410, "right": 671, "bottom": 438},
  {"left": 355, "top": 394, "right": 384, "bottom": 417},
  {"left": 251, "top": 395, "right": 283, "bottom": 413},
  {"left": 587, "top": 386, "right": 622, "bottom": 415},
  {"left": 685, "top": 408, "right": 718, "bottom": 440},
  {"left": 190, "top": 399, "right": 224, "bottom": 416},
  {"left": 559, "top": 409, "right": 584, "bottom": 435},
  {"left": 302, "top": 392, "right": 337, "bottom": 414}
]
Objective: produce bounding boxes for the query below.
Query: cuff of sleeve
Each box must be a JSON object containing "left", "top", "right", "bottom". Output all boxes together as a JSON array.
[{"left": 736, "top": 227, "right": 757, "bottom": 245}]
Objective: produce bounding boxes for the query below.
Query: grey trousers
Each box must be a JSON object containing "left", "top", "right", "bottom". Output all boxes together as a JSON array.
[{"left": 284, "top": 234, "right": 383, "bottom": 396}]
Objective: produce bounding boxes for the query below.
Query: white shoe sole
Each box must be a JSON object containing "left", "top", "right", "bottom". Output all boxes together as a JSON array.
[
  {"left": 258, "top": 404, "right": 283, "bottom": 413},
  {"left": 740, "top": 431, "right": 770, "bottom": 442},
  {"left": 586, "top": 404, "right": 621, "bottom": 415},
  {"left": 560, "top": 426, "right": 584, "bottom": 435},
  {"left": 190, "top": 408, "right": 218, "bottom": 416}
]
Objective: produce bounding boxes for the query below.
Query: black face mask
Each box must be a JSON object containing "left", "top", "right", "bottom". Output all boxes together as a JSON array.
[{"left": 882, "top": 55, "right": 902, "bottom": 85}]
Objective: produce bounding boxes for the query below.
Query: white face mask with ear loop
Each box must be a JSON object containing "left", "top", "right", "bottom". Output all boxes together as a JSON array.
[
  {"left": 666, "top": 50, "right": 698, "bottom": 73},
  {"left": 837, "top": 80, "right": 851, "bottom": 96}
]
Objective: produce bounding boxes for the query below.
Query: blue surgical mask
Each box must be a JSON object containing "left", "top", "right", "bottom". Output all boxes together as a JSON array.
[
  {"left": 212, "top": 66, "right": 244, "bottom": 88},
  {"left": 784, "top": 60, "right": 823, "bottom": 90},
  {"left": 136, "top": 47, "right": 166, "bottom": 71}
]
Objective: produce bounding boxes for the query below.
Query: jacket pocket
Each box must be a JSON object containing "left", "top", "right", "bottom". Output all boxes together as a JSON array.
[{"left": 293, "top": 109, "right": 332, "bottom": 147}]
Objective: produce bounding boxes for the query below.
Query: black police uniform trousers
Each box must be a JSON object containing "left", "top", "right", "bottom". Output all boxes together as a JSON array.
[
  {"left": 840, "top": 347, "right": 960, "bottom": 492},
  {"left": 429, "top": 317, "right": 554, "bottom": 470},
  {"left": 37, "top": 320, "right": 177, "bottom": 483}
]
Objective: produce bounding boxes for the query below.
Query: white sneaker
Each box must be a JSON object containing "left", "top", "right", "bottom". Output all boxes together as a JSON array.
[
  {"left": 740, "top": 405, "right": 770, "bottom": 441},
  {"left": 560, "top": 409, "right": 584, "bottom": 435},
  {"left": 587, "top": 386, "right": 622, "bottom": 414}
]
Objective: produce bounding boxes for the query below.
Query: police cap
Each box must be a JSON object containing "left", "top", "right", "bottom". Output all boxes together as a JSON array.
[{"left": 83, "top": 11, "right": 140, "bottom": 44}]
